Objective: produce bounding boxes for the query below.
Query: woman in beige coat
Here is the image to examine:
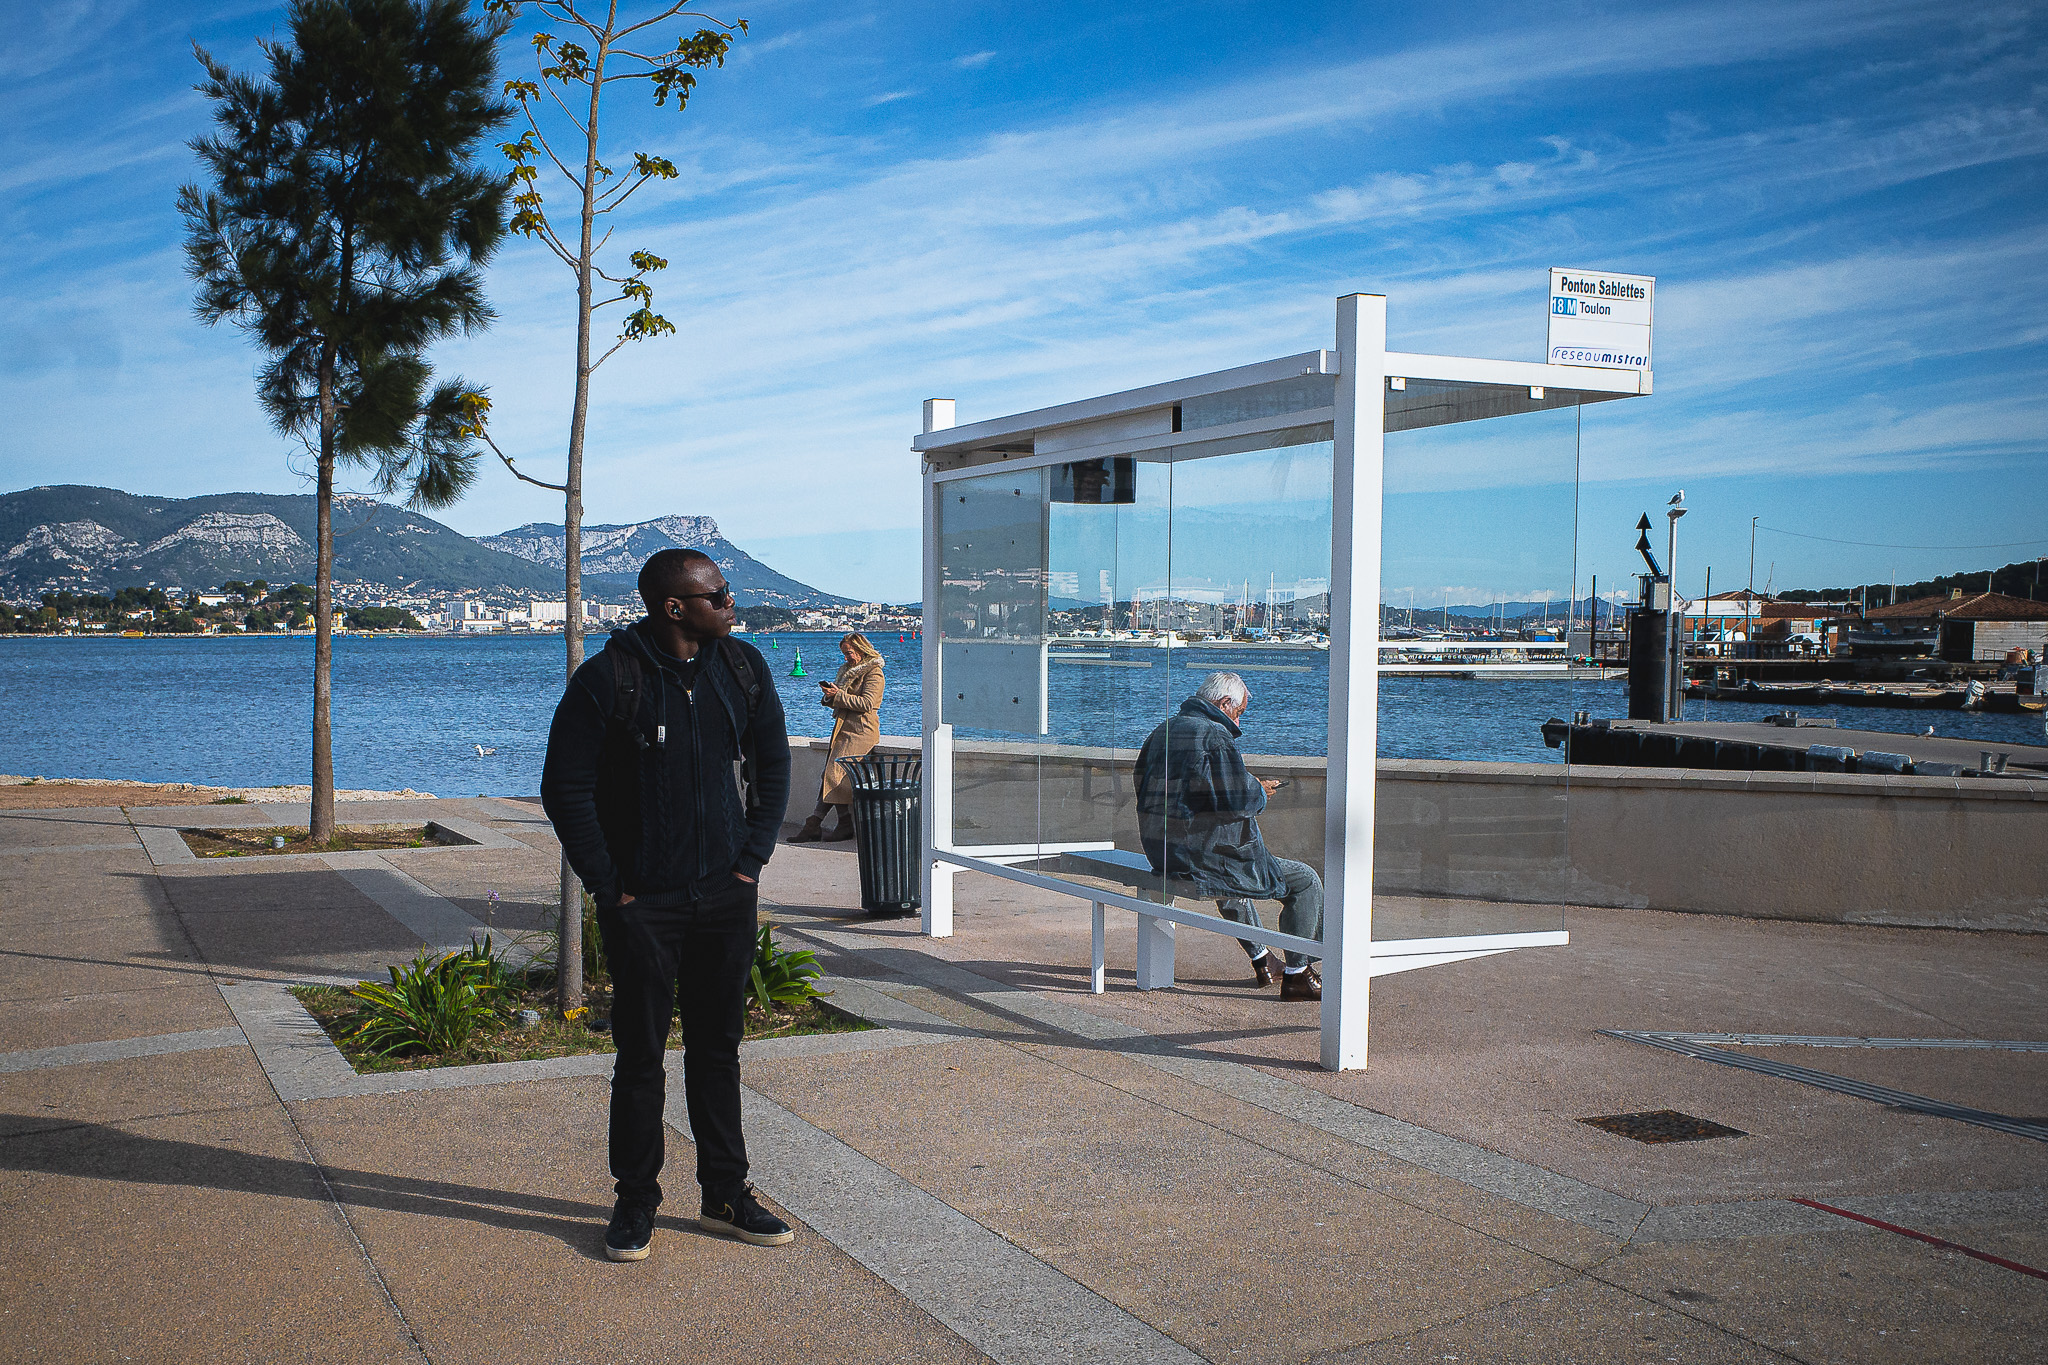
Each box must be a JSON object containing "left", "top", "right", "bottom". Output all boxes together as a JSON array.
[{"left": 789, "top": 632, "right": 885, "bottom": 842}]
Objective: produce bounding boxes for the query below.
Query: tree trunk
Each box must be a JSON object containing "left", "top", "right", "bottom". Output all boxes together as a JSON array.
[
  {"left": 312, "top": 357, "right": 338, "bottom": 845},
  {"left": 554, "top": 34, "right": 610, "bottom": 1018}
]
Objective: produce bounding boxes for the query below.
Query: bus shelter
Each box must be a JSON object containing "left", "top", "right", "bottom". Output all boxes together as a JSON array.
[{"left": 914, "top": 293, "right": 1651, "bottom": 1069}]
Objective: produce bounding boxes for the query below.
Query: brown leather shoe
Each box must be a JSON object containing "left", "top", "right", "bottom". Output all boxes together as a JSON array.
[
  {"left": 822, "top": 810, "right": 857, "bottom": 841},
  {"left": 1250, "top": 953, "right": 1277, "bottom": 988},
  {"left": 1279, "top": 966, "right": 1322, "bottom": 1001},
  {"left": 787, "top": 816, "right": 825, "bottom": 844}
]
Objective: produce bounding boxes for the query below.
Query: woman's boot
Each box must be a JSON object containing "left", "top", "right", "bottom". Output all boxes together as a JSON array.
[
  {"left": 788, "top": 803, "right": 828, "bottom": 843},
  {"left": 822, "top": 804, "right": 857, "bottom": 841}
]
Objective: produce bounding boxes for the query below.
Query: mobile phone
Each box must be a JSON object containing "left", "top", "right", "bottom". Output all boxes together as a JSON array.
[{"left": 1265, "top": 778, "right": 1289, "bottom": 789}]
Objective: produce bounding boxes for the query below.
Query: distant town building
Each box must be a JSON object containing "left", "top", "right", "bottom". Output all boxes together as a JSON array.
[{"left": 1859, "top": 591, "right": 2048, "bottom": 663}]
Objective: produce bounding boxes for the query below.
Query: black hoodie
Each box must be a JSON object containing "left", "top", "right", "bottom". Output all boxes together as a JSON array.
[{"left": 540, "top": 622, "right": 791, "bottom": 904}]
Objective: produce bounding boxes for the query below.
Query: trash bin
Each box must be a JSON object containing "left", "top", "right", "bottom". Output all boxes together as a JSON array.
[{"left": 838, "top": 754, "right": 922, "bottom": 917}]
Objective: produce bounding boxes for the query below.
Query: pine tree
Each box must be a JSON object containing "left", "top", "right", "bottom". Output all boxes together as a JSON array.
[{"left": 181, "top": 0, "right": 510, "bottom": 840}]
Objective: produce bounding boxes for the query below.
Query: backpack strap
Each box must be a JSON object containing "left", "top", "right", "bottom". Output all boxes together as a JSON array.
[
  {"left": 607, "top": 647, "right": 649, "bottom": 749},
  {"left": 718, "top": 637, "right": 764, "bottom": 805},
  {"left": 718, "top": 636, "right": 762, "bottom": 726}
]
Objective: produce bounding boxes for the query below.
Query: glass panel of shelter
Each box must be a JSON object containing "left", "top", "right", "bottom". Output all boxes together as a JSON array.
[
  {"left": 1375, "top": 395, "right": 1582, "bottom": 944},
  {"left": 938, "top": 416, "right": 1335, "bottom": 963},
  {"left": 1038, "top": 454, "right": 1172, "bottom": 901},
  {"left": 937, "top": 470, "right": 1051, "bottom": 859}
]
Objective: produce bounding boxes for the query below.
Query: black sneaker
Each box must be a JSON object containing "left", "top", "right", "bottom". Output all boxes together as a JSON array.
[
  {"left": 699, "top": 1185, "right": 794, "bottom": 1246},
  {"left": 604, "top": 1200, "right": 654, "bottom": 1262}
]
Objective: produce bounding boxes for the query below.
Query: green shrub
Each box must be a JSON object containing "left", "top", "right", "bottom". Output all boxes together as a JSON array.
[
  {"left": 749, "top": 925, "right": 824, "bottom": 1012},
  {"left": 347, "top": 937, "right": 516, "bottom": 1056},
  {"left": 449, "top": 934, "right": 524, "bottom": 996}
]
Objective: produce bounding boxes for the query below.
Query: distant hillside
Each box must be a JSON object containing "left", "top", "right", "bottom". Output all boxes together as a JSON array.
[
  {"left": 0, "top": 486, "right": 561, "bottom": 597},
  {"left": 1781, "top": 557, "right": 2048, "bottom": 608},
  {"left": 1390, "top": 595, "right": 1601, "bottom": 621},
  {"left": 481, "top": 515, "right": 851, "bottom": 609}
]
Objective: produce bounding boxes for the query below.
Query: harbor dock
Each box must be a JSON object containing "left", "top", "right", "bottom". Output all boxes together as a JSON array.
[{"left": 1542, "top": 717, "right": 2048, "bottom": 778}]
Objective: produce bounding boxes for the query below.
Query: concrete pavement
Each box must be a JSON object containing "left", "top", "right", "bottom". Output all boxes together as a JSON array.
[{"left": 0, "top": 792, "right": 2041, "bottom": 1362}]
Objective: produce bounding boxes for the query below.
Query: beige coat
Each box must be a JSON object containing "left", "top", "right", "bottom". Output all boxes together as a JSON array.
[{"left": 819, "top": 657, "right": 884, "bottom": 804}]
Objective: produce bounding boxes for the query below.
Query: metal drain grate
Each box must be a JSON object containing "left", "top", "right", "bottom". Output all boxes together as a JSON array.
[{"left": 1579, "top": 1110, "right": 1746, "bottom": 1144}]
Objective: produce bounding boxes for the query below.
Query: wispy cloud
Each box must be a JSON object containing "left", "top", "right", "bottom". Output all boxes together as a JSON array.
[
  {"left": 862, "top": 89, "right": 919, "bottom": 108},
  {"left": 953, "top": 50, "right": 996, "bottom": 70}
]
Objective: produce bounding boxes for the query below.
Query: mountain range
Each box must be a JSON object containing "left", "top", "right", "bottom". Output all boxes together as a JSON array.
[
  {"left": 481, "top": 515, "right": 849, "bottom": 608},
  {"left": 0, "top": 486, "right": 846, "bottom": 607}
]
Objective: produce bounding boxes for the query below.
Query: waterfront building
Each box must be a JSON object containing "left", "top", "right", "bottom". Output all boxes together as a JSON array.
[{"left": 1859, "top": 591, "right": 2048, "bottom": 663}]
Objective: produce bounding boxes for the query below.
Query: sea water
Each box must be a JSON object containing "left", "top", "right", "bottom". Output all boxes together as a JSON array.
[{"left": 0, "top": 632, "right": 2039, "bottom": 797}]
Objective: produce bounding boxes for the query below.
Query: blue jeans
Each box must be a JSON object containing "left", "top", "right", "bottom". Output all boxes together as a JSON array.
[{"left": 1218, "top": 857, "right": 1323, "bottom": 969}]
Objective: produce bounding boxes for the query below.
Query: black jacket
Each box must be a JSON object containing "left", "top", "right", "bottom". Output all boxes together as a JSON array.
[
  {"left": 1135, "top": 697, "right": 1287, "bottom": 900},
  {"left": 540, "top": 623, "right": 791, "bottom": 904}
]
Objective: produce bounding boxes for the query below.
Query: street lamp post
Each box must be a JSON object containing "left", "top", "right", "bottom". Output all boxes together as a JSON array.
[
  {"left": 1667, "top": 495, "right": 1688, "bottom": 720},
  {"left": 1747, "top": 516, "right": 1758, "bottom": 662}
]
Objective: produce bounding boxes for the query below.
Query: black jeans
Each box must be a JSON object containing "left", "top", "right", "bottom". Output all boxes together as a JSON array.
[{"left": 597, "top": 880, "right": 757, "bottom": 1210}]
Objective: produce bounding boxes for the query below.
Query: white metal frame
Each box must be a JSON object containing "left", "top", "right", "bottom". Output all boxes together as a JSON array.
[{"left": 917, "top": 296, "right": 1648, "bottom": 1070}]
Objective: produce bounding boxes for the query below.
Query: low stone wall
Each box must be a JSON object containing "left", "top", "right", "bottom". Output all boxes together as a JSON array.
[{"left": 786, "top": 737, "right": 2048, "bottom": 932}]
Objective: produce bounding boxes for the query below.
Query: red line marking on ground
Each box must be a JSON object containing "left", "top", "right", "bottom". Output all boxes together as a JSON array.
[{"left": 1792, "top": 1199, "right": 2048, "bottom": 1281}]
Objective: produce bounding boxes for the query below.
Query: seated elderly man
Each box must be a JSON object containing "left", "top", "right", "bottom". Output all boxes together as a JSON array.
[{"left": 1134, "top": 671, "right": 1324, "bottom": 1000}]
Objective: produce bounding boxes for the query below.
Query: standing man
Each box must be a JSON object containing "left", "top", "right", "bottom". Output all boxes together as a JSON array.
[
  {"left": 542, "top": 548, "right": 794, "bottom": 1259},
  {"left": 1134, "top": 672, "right": 1323, "bottom": 999}
]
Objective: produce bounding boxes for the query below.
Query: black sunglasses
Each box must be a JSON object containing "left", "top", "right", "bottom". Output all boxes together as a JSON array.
[{"left": 672, "top": 587, "right": 734, "bottom": 609}]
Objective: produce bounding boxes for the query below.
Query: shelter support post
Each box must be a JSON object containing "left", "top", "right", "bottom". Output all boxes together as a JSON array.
[
  {"left": 920, "top": 439, "right": 955, "bottom": 939},
  {"left": 1322, "top": 293, "right": 1385, "bottom": 1071},
  {"left": 1090, "top": 902, "right": 1105, "bottom": 994},
  {"left": 922, "top": 726, "right": 954, "bottom": 938},
  {"left": 1135, "top": 914, "right": 1176, "bottom": 990}
]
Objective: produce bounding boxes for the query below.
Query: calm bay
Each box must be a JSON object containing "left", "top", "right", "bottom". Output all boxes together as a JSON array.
[{"left": 1, "top": 631, "right": 2038, "bottom": 797}]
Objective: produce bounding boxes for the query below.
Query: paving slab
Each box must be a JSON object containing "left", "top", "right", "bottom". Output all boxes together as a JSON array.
[
  {"left": 0, "top": 1103, "right": 423, "bottom": 1363},
  {"left": 1314, "top": 1272, "right": 1784, "bottom": 1363},
  {"left": 1594, "top": 1225, "right": 2048, "bottom": 1363},
  {"left": 376, "top": 843, "right": 567, "bottom": 936},
  {"left": 153, "top": 864, "right": 441, "bottom": 980},
  {"left": 291, "top": 1077, "right": 992, "bottom": 1365},
  {"left": 0, "top": 932, "right": 207, "bottom": 1008},
  {"left": 0, "top": 1045, "right": 273, "bottom": 1139},
  {"left": 0, "top": 806, "right": 141, "bottom": 849},
  {"left": 0, "top": 863, "right": 171, "bottom": 935},
  {"left": 742, "top": 1038, "right": 1585, "bottom": 1362},
  {"left": 0, "top": 980, "right": 235, "bottom": 1053}
]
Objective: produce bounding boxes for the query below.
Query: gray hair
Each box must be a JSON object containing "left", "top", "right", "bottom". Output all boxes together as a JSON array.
[{"left": 1195, "top": 671, "right": 1248, "bottom": 710}]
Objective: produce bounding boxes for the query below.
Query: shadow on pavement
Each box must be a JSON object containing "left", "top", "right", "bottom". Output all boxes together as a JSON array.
[
  {"left": 0, "top": 1116, "right": 702, "bottom": 1260},
  {"left": 117, "top": 869, "right": 445, "bottom": 980}
]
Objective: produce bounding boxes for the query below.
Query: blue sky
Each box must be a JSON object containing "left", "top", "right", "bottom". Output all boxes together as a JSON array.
[{"left": 3, "top": 0, "right": 2043, "bottom": 604}]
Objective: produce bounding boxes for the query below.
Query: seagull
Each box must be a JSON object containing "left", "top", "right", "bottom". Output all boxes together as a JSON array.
[
  {"left": 1923, "top": 726, "right": 1935, "bottom": 737},
  {"left": 474, "top": 744, "right": 497, "bottom": 757},
  {"left": 1668, "top": 491, "right": 1685, "bottom": 505}
]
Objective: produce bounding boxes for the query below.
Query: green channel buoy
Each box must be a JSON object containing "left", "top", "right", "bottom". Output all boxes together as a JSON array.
[{"left": 790, "top": 648, "right": 806, "bottom": 678}]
